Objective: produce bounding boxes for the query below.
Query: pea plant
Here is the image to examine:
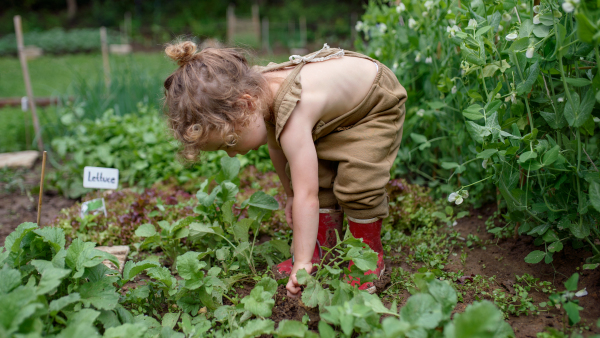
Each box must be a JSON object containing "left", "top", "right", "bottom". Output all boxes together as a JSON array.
[{"left": 358, "top": 0, "right": 600, "bottom": 265}]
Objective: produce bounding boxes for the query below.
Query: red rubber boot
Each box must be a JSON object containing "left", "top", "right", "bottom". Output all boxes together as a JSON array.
[
  {"left": 273, "top": 208, "right": 343, "bottom": 279},
  {"left": 346, "top": 217, "right": 385, "bottom": 294}
]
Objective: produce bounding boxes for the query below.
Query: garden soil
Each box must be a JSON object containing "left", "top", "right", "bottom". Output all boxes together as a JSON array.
[
  {"left": 443, "top": 204, "right": 600, "bottom": 337},
  {"left": 0, "top": 161, "right": 76, "bottom": 246}
]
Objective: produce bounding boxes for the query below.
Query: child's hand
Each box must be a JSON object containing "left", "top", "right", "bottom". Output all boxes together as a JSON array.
[
  {"left": 285, "top": 196, "right": 294, "bottom": 229},
  {"left": 286, "top": 262, "right": 313, "bottom": 298}
]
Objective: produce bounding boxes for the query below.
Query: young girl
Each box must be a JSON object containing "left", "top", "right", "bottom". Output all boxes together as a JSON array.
[{"left": 163, "top": 41, "right": 407, "bottom": 296}]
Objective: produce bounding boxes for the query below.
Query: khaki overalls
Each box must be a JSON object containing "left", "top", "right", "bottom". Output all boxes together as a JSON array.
[{"left": 257, "top": 45, "right": 407, "bottom": 220}]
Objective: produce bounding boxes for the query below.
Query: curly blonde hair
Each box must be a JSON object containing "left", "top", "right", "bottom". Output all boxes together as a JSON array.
[{"left": 163, "top": 40, "right": 271, "bottom": 161}]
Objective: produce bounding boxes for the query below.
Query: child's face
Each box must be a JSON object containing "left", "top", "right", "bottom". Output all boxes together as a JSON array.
[{"left": 203, "top": 114, "right": 268, "bottom": 157}]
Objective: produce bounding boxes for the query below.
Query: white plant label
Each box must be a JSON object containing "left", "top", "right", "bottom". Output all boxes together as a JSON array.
[{"left": 83, "top": 166, "right": 119, "bottom": 189}]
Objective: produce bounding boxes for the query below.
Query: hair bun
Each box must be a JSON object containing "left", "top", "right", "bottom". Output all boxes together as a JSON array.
[{"left": 165, "top": 41, "right": 197, "bottom": 66}]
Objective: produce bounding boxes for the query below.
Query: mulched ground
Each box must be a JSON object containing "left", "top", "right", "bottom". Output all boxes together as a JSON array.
[{"left": 1, "top": 164, "right": 598, "bottom": 337}]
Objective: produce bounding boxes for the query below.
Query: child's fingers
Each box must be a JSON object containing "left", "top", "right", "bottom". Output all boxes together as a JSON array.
[{"left": 286, "top": 278, "right": 301, "bottom": 298}]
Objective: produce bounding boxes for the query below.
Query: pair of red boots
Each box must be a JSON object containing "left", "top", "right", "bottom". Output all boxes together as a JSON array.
[{"left": 274, "top": 208, "right": 384, "bottom": 294}]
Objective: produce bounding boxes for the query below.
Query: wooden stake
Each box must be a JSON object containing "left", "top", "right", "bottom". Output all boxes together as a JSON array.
[
  {"left": 14, "top": 15, "right": 44, "bottom": 152},
  {"left": 227, "top": 5, "right": 236, "bottom": 44},
  {"left": 100, "top": 27, "right": 111, "bottom": 89},
  {"left": 36, "top": 151, "right": 47, "bottom": 226}
]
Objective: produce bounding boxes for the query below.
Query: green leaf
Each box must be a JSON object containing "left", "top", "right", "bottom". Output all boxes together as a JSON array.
[
  {"left": 449, "top": 300, "right": 514, "bottom": 338},
  {"left": 485, "top": 100, "right": 503, "bottom": 115},
  {"left": 548, "top": 241, "right": 563, "bottom": 253},
  {"left": 524, "top": 250, "right": 545, "bottom": 264},
  {"left": 56, "top": 309, "right": 101, "bottom": 338},
  {"left": 176, "top": 252, "right": 207, "bottom": 289},
  {"left": 233, "top": 219, "right": 253, "bottom": 243},
  {"left": 400, "top": 293, "right": 442, "bottom": 329},
  {"left": 276, "top": 320, "right": 308, "bottom": 337},
  {"left": 241, "top": 319, "right": 275, "bottom": 337},
  {"left": 564, "top": 92, "right": 583, "bottom": 127},
  {"left": 0, "top": 265, "right": 21, "bottom": 295},
  {"left": 466, "top": 121, "right": 488, "bottom": 144},
  {"left": 49, "top": 293, "right": 81, "bottom": 315},
  {"left": 570, "top": 221, "right": 590, "bottom": 239},
  {"left": 540, "top": 111, "right": 567, "bottom": 130},
  {"left": 104, "top": 323, "right": 148, "bottom": 338},
  {"left": 441, "top": 162, "right": 460, "bottom": 170},
  {"left": 463, "top": 104, "right": 484, "bottom": 120},
  {"left": 346, "top": 246, "right": 378, "bottom": 271},
  {"left": 575, "top": 13, "right": 598, "bottom": 44},
  {"left": 542, "top": 146, "right": 560, "bottom": 166},
  {"left": 32, "top": 260, "right": 71, "bottom": 295},
  {"left": 542, "top": 230, "right": 559, "bottom": 243},
  {"left": 508, "top": 37, "right": 530, "bottom": 52},
  {"left": 4, "top": 222, "right": 37, "bottom": 253},
  {"left": 427, "top": 101, "right": 446, "bottom": 109},
  {"left": 476, "top": 149, "right": 498, "bottom": 159},
  {"left": 410, "top": 133, "right": 428, "bottom": 144},
  {"left": 564, "top": 302, "right": 582, "bottom": 324},
  {"left": 33, "top": 227, "right": 66, "bottom": 252},
  {"left": 79, "top": 280, "right": 119, "bottom": 310},
  {"left": 162, "top": 312, "right": 180, "bottom": 329},
  {"left": 516, "top": 62, "right": 540, "bottom": 95},
  {"left": 216, "top": 182, "right": 239, "bottom": 206},
  {"left": 135, "top": 223, "right": 157, "bottom": 237},
  {"left": 589, "top": 182, "right": 600, "bottom": 213},
  {"left": 221, "top": 200, "right": 235, "bottom": 225},
  {"left": 241, "top": 285, "right": 275, "bottom": 317},
  {"left": 217, "top": 156, "right": 241, "bottom": 183},
  {"left": 256, "top": 277, "right": 278, "bottom": 296},
  {"left": 564, "top": 78, "right": 592, "bottom": 87},
  {"left": 475, "top": 26, "right": 492, "bottom": 36},
  {"left": 518, "top": 151, "right": 537, "bottom": 163},
  {"left": 533, "top": 25, "right": 550, "bottom": 38},
  {"left": 247, "top": 191, "right": 279, "bottom": 210},
  {"left": 147, "top": 267, "right": 177, "bottom": 289},
  {"left": 122, "top": 260, "right": 160, "bottom": 283}
]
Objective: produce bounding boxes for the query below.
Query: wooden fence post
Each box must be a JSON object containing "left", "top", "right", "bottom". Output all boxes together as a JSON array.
[
  {"left": 252, "top": 4, "right": 260, "bottom": 44},
  {"left": 227, "top": 4, "right": 236, "bottom": 45},
  {"left": 262, "top": 18, "right": 271, "bottom": 53},
  {"left": 100, "top": 27, "right": 111, "bottom": 89},
  {"left": 300, "top": 16, "right": 307, "bottom": 47},
  {"left": 14, "top": 15, "right": 44, "bottom": 152}
]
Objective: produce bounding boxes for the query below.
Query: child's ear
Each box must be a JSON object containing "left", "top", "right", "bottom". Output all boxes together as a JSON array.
[{"left": 240, "top": 93, "right": 258, "bottom": 111}]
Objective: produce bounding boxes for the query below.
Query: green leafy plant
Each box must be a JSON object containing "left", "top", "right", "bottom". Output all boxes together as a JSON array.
[{"left": 358, "top": 0, "right": 600, "bottom": 265}]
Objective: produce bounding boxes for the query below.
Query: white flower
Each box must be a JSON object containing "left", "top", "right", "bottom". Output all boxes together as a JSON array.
[
  {"left": 526, "top": 46, "right": 535, "bottom": 58},
  {"left": 392, "top": 62, "right": 398, "bottom": 70},
  {"left": 417, "top": 109, "right": 425, "bottom": 117},
  {"left": 452, "top": 220, "right": 458, "bottom": 226},
  {"left": 415, "top": 52, "right": 422, "bottom": 62},
  {"left": 408, "top": 17, "right": 417, "bottom": 29},
  {"left": 506, "top": 32, "right": 518, "bottom": 41},
  {"left": 497, "top": 25, "right": 504, "bottom": 32},
  {"left": 468, "top": 19, "right": 478, "bottom": 29},
  {"left": 447, "top": 25, "right": 461, "bottom": 37},
  {"left": 558, "top": 97, "right": 564, "bottom": 102},
  {"left": 533, "top": 14, "right": 541, "bottom": 24},
  {"left": 495, "top": 93, "right": 501, "bottom": 99},
  {"left": 424, "top": 0, "right": 434, "bottom": 10},
  {"left": 425, "top": 57, "right": 433, "bottom": 64},
  {"left": 422, "top": 11, "right": 429, "bottom": 17},
  {"left": 562, "top": 0, "right": 578, "bottom": 13},
  {"left": 447, "top": 9, "right": 452, "bottom": 14},
  {"left": 461, "top": 190, "right": 469, "bottom": 198},
  {"left": 375, "top": 48, "right": 382, "bottom": 57},
  {"left": 448, "top": 192, "right": 459, "bottom": 203},
  {"left": 502, "top": 13, "right": 512, "bottom": 21},
  {"left": 482, "top": 158, "right": 488, "bottom": 169},
  {"left": 396, "top": 3, "right": 406, "bottom": 13},
  {"left": 355, "top": 21, "right": 364, "bottom": 31},
  {"left": 449, "top": 19, "right": 456, "bottom": 25},
  {"left": 451, "top": 85, "right": 457, "bottom": 94},
  {"left": 575, "top": 288, "right": 588, "bottom": 297},
  {"left": 455, "top": 196, "right": 464, "bottom": 205},
  {"left": 378, "top": 23, "right": 387, "bottom": 33},
  {"left": 505, "top": 92, "right": 517, "bottom": 103},
  {"left": 461, "top": 69, "right": 466, "bottom": 76}
]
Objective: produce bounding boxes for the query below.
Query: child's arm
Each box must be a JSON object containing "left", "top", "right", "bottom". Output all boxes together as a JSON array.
[
  {"left": 279, "top": 118, "right": 319, "bottom": 297},
  {"left": 268, "top": 138, "right": 296, "bottom": 230}
]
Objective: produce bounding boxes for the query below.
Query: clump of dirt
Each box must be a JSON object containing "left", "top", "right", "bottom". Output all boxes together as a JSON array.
[{"left": 272, "top": 285, "right": 320, "bottom": 330}]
